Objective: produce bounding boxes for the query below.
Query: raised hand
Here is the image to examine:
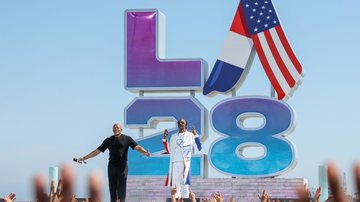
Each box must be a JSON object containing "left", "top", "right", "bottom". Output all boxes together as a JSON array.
[
  {"left": 191, "top": 128, "right": 197, "bottom": 136},
  {"left": 355, "top": 164, "right": 360, "bottom": 202},
  {"left": 213, "top": 192, "right": 224, "bottom": 202},
  {"left": 210, "top": 192, "right": 218, "bottom": 202},
  {"left": 258, "top": 190, "right": 271, "bottom": 202},
  {"left": 49, "top": 179, "right": 63, "bottom": 202},
  {"left": 34, "top": 174, "right": 49, "bottom": 202},
  {"left": 229, "top": 195, "right": 236, "bottom": 202},
  {"left": 202, "top": 198, "right": 210, "bottom": 202},
  {"left": 297, "top": 162, "right": 360, "bottom": 202},
  {"left": 164, "top": 129, "right": 169, "bottom": 139},
  {"left": 189, "top": 189, "right": 196, "bottom": 202},
  {"left": 327, "top": 162, "right": 347, "bottom": 202},
  {"left": 88, "top": 173, "right": 102, "bottom": 202},
  {"left": 34, "top": 164, "right": 102, "bottom": 202},
  {"left": 3, "top": 193, "right": 16, "bottom": 202},
  {"left": 171, "top": 187, "right": 177, "bottom": 202},
  {"left": 296, "top": 184, "right": 310, "bottom": 202},
  {"left": 314, "top": 186, "right": 321, "bottom": 202}
]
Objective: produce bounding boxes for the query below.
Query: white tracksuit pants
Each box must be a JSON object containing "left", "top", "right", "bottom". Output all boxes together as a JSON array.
[{"left": 172, "top": 161, "right": 189, "bottom": 198}]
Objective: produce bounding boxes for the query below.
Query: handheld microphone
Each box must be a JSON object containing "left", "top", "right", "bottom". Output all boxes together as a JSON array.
[{"left": 73, "top": 158, "right": 87, "bottom": 164}]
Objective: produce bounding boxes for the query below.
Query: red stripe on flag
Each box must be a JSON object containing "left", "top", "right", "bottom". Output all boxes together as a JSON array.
[
  {"left": 165, "top": 175, "right": 169, "bottom": 186},
  {"left": 275, "top": 26, "right": 302, "bottom": 74},
  {"left": 252, "top": 34, "right": 285, "bottom": 100},
  {"left": 163, "top": 141, "right": 170, "bottom": 154},
  {"left": 230, "top": 3, "right": 251, "bottom": 37},
  {"left": 183, "top": 164, "right": 186, "bottom": 179},
  {"left": 264, "top": 30, "right": 295, "bottom": 87}
]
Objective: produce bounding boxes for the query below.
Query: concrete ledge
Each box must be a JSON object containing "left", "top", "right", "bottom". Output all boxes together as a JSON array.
[{"left": 127, "top": 177, "right": 307, "bottom": 202}]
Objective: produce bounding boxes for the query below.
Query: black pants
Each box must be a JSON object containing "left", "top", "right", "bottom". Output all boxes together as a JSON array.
[{"left": 108, "top": 163, "right": 128, "bottom": 202}]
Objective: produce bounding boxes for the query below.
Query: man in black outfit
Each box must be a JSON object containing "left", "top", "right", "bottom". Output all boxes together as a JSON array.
[{"left": 79, "top": 123, "right": 150, "bottom": 202}]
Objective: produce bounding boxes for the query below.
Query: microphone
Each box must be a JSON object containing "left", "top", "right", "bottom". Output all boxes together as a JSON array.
[{"left": 73, "top": 158, "right": 87, "bottom": 164}]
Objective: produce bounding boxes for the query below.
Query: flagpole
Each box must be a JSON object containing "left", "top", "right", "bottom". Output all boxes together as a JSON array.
[
  {"left": 232, "top": 88, "right": 236, "bottom": 97},
  {"left": 270, "top": 86, "right": 275, "bottom": 98},
  {"left": 139, "top": 90, "right": 144, "bottom": 138}
]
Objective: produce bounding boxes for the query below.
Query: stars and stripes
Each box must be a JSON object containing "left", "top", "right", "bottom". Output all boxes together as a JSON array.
[
  {"left": 203, "top": 0, "right": 303, "bottom": 100},
  {"left": 241, "top": 0, "right": 303, "bottom": 99}
]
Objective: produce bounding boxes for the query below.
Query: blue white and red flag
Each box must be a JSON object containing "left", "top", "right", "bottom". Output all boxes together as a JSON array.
[{"left": 203, "top": 3, "right": 255, "bottom": 95}]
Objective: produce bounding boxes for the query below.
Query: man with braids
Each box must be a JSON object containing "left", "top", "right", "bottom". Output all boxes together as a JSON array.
[{"left": 162, "top": 118, "right": 202, "bottom": 200}]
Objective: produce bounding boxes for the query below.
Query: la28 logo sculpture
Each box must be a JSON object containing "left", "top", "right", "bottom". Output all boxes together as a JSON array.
[{"left": 125, "top": 0, "right": 303, "bottom": 177}]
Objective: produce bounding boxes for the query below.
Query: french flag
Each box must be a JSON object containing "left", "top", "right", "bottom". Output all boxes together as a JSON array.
[{"left": 203, "top": 3, "right": 255, "bottom": 95}]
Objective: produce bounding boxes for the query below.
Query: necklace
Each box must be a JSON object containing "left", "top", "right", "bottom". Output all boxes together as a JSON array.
[{"left": 176, "top": 132, "right": 185, "bottom": 147}]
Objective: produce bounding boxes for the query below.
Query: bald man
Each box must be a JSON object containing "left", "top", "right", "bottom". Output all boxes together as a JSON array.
[{"left": 79, "top": 123, "right": 150, "bottom": 202}]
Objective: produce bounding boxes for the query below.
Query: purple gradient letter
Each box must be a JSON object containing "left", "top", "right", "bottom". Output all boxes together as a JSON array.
[{"left": 125, "top": 10, "right": 206, "bottom": 91}]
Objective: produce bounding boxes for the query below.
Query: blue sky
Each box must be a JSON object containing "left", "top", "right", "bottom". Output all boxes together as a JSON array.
[{"left": 1, "top": 0, "right": 360, "bottom": 200}]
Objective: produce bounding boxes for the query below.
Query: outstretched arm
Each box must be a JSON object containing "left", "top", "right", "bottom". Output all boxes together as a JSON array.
[
  {"left": 135, "top": 145, "right": 150, "bottom": 156},
  {"left": 79, "top": 149, "right": 101, "bottom": 162}
]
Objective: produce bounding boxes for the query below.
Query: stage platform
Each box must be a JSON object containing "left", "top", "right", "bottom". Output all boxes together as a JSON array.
[{"left": 127, "top": 177, "right": 307, "bottom": 202}]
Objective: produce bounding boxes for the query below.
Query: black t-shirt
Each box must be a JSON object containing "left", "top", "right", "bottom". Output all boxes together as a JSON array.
[{"left": 97, "top": 134, "right": 138, "bottom": 166}]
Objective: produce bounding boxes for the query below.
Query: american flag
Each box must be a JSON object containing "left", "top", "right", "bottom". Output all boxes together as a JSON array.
[{"left": 241, "top": 0, "right": 303, "bottom": 100}]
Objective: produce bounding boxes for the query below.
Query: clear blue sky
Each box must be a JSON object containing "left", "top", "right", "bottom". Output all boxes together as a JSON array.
[{"left": 1, "top": 0, "right": 360, "bottom": 200}]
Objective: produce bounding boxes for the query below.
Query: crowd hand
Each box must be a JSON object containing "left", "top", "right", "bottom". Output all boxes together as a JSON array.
[
  {"left": 49, "top": 180, "right": 78, "bottom": 202},
  {"left": 297, "top": 162, "right": 360, "bottom": 202},
  {"left": 313, "top": 186, "right": 321, "bottom": 202},
  {"left": 229, "top": 195, "right": 236, "bottom": 202},
  {"left": 211, "top": 192, "right": 223, "bottom": 202},
  {"left": 34, "top": 165, "right": 102, "bottom": 202},
  {"left": 201, "top": 198, "right": 210, "bottom": 202},
  {"left": 327, "top": 162, "right": 348, "bottom": 202},
  {"left": 49, "top": 179, "right": 63, "bottom": 202},
  {"left": 34, "top": 165, "right": 73, "bottom": 202},
  {"left": 163, "top": 129, "right": 169, "bottom": 139},
  {"left": 209, "top": 193, "right": 218, "bottom": 202},
  {"left": 297, "top": 185, "right": 309, "bottom": 202},
  {"left": 88, "top": 172, "right": 102, "bottom": 202},
  {"left": 258, "top": 190, "right": 271, "bottom": 202},
  {"left": 189, "top": 189, "right": 196, "bottom": 202},
  {"left": 3, "top": 193, "right": 16, "bottom": 202},
  {"left": 170, "top": 188, "right": 177, "bottom": 202},
  {"left": 34, "top": 174, "right": 50, "bottom": 202}
]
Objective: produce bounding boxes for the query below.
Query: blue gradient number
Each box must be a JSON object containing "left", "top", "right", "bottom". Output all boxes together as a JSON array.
[
  {"left": 125, "top": 97, "right": 206, "bottom": 176},
  {"left": 209, "top": 96, "right": 296, "bottom": 177}
]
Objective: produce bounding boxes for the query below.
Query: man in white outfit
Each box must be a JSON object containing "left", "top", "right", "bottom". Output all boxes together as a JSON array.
[{"left": 162, "top": 118, "right": 202, "bottom": 200}]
